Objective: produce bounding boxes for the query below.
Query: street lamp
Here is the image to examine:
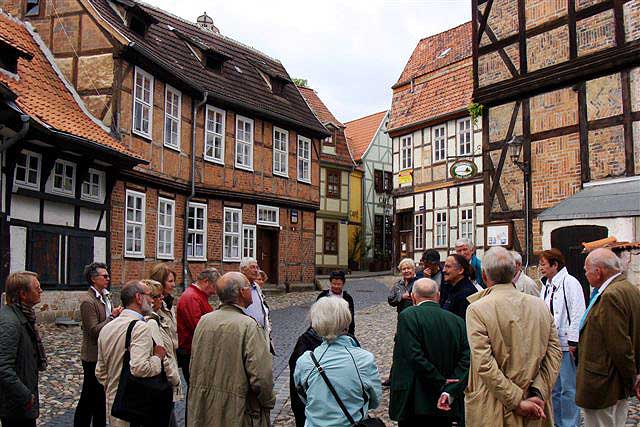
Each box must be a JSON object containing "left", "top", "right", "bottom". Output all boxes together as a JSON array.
[{"left": 507, "top": 135, "right": 531, "bottom": 268}]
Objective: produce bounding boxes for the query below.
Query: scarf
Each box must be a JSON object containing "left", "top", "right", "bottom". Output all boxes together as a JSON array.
[
  {"left": 163, "top": 294, "right": 174, "bottom": 310},
  {"left": 14, "top": 302, "right": 48, "bottom": 371}
]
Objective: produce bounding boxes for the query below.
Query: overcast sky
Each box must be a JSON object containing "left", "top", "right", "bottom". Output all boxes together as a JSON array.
[{"left": 153, "top": 0, "right": 471, "bottom": 122}]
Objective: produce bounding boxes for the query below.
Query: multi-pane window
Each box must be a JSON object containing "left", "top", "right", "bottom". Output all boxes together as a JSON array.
[
  {"left": 235, "top": 116, "right": 254, "bottom": 170},
  {"left": 433, "top": 125, "right": 446, "bottom": 162},
  {"left": 242, "top": 225, "right": 256, "bottom": 259},
  {"left": 374, "top": 170, "right": 383, "bottom": 193},
  {"left": 51, "top": 160, "right": 75, "bottom": 196},
  {"left": 257, "top": 205, "right": 279, "bottom": 227},
  {"left": 273, "top": 127, "right": 289, "bottom": 177},
  {"left": 435, "top": 211, "right": 448, "bottom": 248},
  {"left": 204, "top": 105, "right": 225, "bottom": 164},
  {"left": 25, "top": 0, "right": 40, "bottom": 16},
  {"left": 187, "top": 203, "right": 207, "bottom": 260},
  {"left": 400, "top": 135, "right": 412, "bottom": 170},
  {"left": 383, "top": 171, "right": 393, "bottom": 193},
  {"left": 297, "top": 135, "right": 311, "bottom": 183},
  {"left": 133, "top": 67, "right": 153, "bottom": 138},
  {"left": 125, "top": 190, "right": 145, "bottom": 257},
  {"left": 164, "top": 85, "right": 181, "bottom": 149},
  {"left": 458, "top": 118, "right": 472, "bottom": 156},
  {"left": 460, "top": 207, "right": 474, "bottom": 241},
  {"left": 414, "top": 214, "right": 424, "bottom": 250},
  {"left": 14, "top": 150, "right": 41, "bottom": 189},
  {"left": 323, "top": 222, "right": 338, "bottom": 254},
  {"left": 157, "top": 198, "right": 174, "bottom": 259},
  {"left": 81, "top": 169, "right": 104, "bottom": 202},
  {"left": 326, "top": 169, "right": 340, "bottom": 198},
  {"left": 223, "top": 207, "right": 242, "bottom": 261}
]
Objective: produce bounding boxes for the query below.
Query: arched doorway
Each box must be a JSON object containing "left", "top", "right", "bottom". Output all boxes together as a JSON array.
[{"left": 550, "top": 225, "right": 608, "bottom": 303}]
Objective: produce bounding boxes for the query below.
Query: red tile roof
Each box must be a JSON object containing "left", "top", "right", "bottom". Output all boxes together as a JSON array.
[
  {"left": 296, "top": 86, "right": 344, "bottom": 128},
  {"left": 0, "top": 13, "right": 139, "bottom": 160},
  {"left": 344, "top": 111, "right": 387, "bottom": 162},
  {"left": 388, "top": 23, "right": 473, "bottom": 133}
]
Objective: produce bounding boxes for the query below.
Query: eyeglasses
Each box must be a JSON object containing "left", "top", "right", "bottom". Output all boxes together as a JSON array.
[
  {"left": 151, "top": 294, "right": 163, "bottom": 299},
  {"left": 96, "top": 274, "right": 110, "bottom": 278}
]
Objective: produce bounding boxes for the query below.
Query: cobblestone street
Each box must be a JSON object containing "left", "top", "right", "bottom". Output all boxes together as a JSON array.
[{"left": 36, "top": 276, "right": 640, "bottom": 426}]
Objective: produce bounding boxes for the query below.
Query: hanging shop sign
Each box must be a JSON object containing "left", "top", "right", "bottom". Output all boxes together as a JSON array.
[
  {"left": 449, "top": 159, "right": 478, "bottom": 180},
  {"left": 398, "top": 170, "right": 413, "bottom": 185}
]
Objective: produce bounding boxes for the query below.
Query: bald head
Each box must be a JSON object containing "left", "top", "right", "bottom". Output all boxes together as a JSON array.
[
  {"left": 585, "top": 248, "right": 622, "bottom": 288},
  {"left": 217, "top": 272, "right": 251, "bottom": 306},
  {"left": 411, "top": 278, "right": 440, "bottom": 305}
]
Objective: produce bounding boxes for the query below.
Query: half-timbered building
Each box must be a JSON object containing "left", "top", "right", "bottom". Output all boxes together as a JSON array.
[
  {"left": 3, "top": 0, "right": 328, "bottom": 288},
  {"left": 0, "top": 12, "right": 141, "bottom": 318},
  {"left": 344, "top": 111, "right": 393, "bottom": 271},
  {"left": 388, "top": 23, "right": 485, "bottom": 265},
  {"left": 473, "top": 0, "right": 640, "bottom": 291}
]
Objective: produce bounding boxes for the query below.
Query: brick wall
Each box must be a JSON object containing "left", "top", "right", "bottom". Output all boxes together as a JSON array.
[
  {"left": 577, "top": 10, "right": 616, "bottom": 57},
  {"left": 527, "top": 26, "right": 570, "bottom": 73},
  {"left": 588, "top": 126, "right": 626, "bottom": 179}
]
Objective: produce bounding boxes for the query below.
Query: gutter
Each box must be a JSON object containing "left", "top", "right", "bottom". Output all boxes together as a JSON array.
[
  {"left": 183, "top": 91, "right": 208, "bottom": 289},
  {"left": 0, "top": 114, "right": 30, "bottom": 153}
]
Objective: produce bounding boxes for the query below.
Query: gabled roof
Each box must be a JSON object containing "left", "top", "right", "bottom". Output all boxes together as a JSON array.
[
  {"left": 344, "top": 111, "right": 388, "bottom": 162},
  {"left": 0, "top": 12, "right": 141, "bottom": 162},
  {"left": 85, "top": 0, "right": 327, "bottom": 136},
  {"left": 388, "top": 23, "right": 473, "bottom": 133},
  {"left": 296, "top": 86, "right": 344, "bottom": 128}
]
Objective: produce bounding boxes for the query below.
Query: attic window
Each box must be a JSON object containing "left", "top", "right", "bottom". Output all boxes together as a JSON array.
[
  {"left": 25, "top": 0, "right": 40, "bottom": 16},
  {"left": 437, "top": 47, "right": 451, "bottom": 59},
  {"left": 129, "top": 15, "right": 148, "bottom": 36},
  {"left": 0, "top": 44, "right": 20, "bottom": 75},
  {"left": 270, "top": 77, "right": 287, "bottom": 96},
  {"left": 204, "top": 51, "right": 231, "bottom": 73}
]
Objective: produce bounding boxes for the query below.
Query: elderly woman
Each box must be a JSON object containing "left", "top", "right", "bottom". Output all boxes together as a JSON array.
[
  {"left": 149, "top": 263, "right": 178, "bottom": 353},
  {"left": 388, "top": 258, "right": 417, "bottom": 314},
  {"left": 141, "top": 279, "right": 182, "bottom": 427},
  {"left": 294, "top": 298, "right": 381, "bottom": 427},
  {"left": 255, "top": 270, "right": 268, "bottom": 288}
]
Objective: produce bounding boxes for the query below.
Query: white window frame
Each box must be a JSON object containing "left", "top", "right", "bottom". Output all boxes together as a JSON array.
[
  {"left": 242, "top": 224, "right": 256, "bottom": 259},
  {"left": 459, "top": 207, "right": 474, "bottom": 242},
  {"left": 235, "top": 115, "right": 254, "bottom": 171},
  {"left": 432, "top": 125, "right": 447, "bottom": 163},
  {"left": 400, "top": 135, "right": 413, "bottom": 170},
  {"left": 273, "top": 127, "right": 289, "bottom": 178},
  {"left": 414, "top": 213, "right": 424, "bottom": 250},
  {"left": 257, "top": 204, "right": 279, "bottom": 227},
  {"left": 125, "top": 189, "right": 146, "bottom": 258},
  {"left": 187, "top": 202, "right": 207, "bottom": 261},
  {"left": 81, "top": 168, "right": 105, "bottom": 203},
  {"left": 132, "top": 66, "right": 154, "bottom": 139},
  {"left": 457, "top": 118, "right": 472, "bottom": 156},
  {"left": 157, "top": 197, "right": 175, "bottom": 260},
  {"left": 204, "top": 105, "right": 226, "bottom": 164},
  {"left": 50, "top": 159, "right": 76, "bottom": 197},
  {"left": 297, "top": 135, "right": 311, "bottom": 183},
  {"left": 163, "top": 84, "right": 181, "bottom": 150},
  {"left": 435, "top": 210, "right": 448, "bottom": 248},
  {"left": 14, "top": 150, "right": 41, "bottom": 190},
  {"left": 223, "top": 207, "right": 242, "bottom": 262}
]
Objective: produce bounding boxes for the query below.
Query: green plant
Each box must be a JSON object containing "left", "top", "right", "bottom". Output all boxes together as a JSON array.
[{"left": 468, "top": 102, "right": 484, "bottom": 126}]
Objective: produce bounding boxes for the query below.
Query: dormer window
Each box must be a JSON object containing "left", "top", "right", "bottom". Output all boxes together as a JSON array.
[
  {"left": 204, "top": 52, "right": 226, "bottom": 73},
  {"left": 129, "top": 15, "right": 148, "bottom": 36},
  {"left": 270, "top": 77, "right": 286, "bottom": 96},
  {"left": 25, "top": 0, "right": 40, "bottom": 16},
  {"left": 0, "top": 45, "right": 19, "bottom": 74},
  {"left": 116, "top": 1, "right": 158, "bottom": 38}
]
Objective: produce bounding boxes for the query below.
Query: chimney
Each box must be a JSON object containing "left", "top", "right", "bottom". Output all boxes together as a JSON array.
[{"left": 196, "top": 12, "right": 219, "bottom": 34}]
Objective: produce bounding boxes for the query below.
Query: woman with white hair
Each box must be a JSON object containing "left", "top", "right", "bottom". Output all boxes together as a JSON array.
[
  {"left": 294, "top": 298, "right": 382, "bottom": 427},
  {"left": 388, "top": 258, "right": 417, "bottom": 314}
]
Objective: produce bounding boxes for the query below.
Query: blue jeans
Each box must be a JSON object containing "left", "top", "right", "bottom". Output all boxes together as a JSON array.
[{"left": 552, "top": 351, "right": 580, "bottom": 427}]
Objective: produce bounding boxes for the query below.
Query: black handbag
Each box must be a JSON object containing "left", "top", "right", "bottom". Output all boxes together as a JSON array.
[
  {"left": 111, "top": 320, "right": 173, "bottom": 426},
  {"left": 310, "top": 352, "right": 385, "bottom": 427}
]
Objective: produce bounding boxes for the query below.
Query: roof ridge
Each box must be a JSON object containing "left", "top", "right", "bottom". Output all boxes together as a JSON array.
[
  {"left": 416, "top": 20, "right": 471, "bottom": 43},
  {"left": 344, "top": 110, "right": 388, "bottom": 125}
]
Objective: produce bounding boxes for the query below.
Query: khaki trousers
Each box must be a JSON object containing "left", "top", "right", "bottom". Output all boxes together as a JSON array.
[{"left": 582, "top": 398, "right": 629, "bottom": 427}]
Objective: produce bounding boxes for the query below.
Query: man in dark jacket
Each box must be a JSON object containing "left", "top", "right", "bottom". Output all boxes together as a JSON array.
[
  {"left": 440, "top": 254, "right": 477, "bottom": 321},
  {"left": 0, "top": 271, "right": 46, "bottom": 427},
  {"left": 288, "top": 327, "right": 322, "bottom": 427},
  {"left": 316, "top": 270, "right": 355, "bottom": 335},
  {"left": 390, "top": 278, "right": 470, "bottom": 426}
]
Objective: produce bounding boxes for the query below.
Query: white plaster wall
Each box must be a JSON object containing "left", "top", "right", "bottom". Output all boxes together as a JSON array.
[
  {"left": 414, "top": 193, "right": 425, "bottom": 212},
  {"left": 449, "top": 188, "right": 458, "bottom": 207},
  {"left": 475, "top": 184, "right": 484, "bottom": 204},
  {"left": 434, "top": 190, "right": 447, "bottom": 209},
  {"left": 396, "top": 195, "right": 413, "bottom": 210},
  {"left": 10, "top": 226, "right": 27, "bottom": 272},
  {"left": 11, "top": 194, "right": 40, "bottom": 222},
  {"left": 43, "top": 201, "right": 74, "bottom": 227},
  {"left": 326, "top": 198, "right": 340, "bottom": 212},
  {"left": 476, "top": 206, "right": 484, "bottom": 226},
  {"left": 460, "top": 186, "right": 474, "bottom": 205},
  {"left": 339, "top": 223, "right": 349, "bottom": 266},
  {"left": 541, "top": 217, "right": 636, "bottom": 249},
  {"left": 94, "top": 236, "right": 107, "bottom": 263},
  {"left": 425, "top": 192, "right": 433, "bottom": 210},
  {"left": 449, "top": 209, "right": 458, "bottom": 227},
  {"left": 79, "top": 207, "right": 102, "bottom": 230},
  {"left": 322, "top": 145, "right": 336, "bottom": 155}
]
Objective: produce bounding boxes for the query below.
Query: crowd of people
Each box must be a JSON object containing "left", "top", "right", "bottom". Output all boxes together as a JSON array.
[{"left": 0, "top": 241, "right": 638, "bottom": 427}]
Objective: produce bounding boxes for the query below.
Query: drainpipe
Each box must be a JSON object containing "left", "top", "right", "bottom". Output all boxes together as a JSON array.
[
  {"left": 183, "top": 92, "right": 208, "bottom": 289},
  {"left": 0, "top": 115, "right": 30, "bottom": 153}
]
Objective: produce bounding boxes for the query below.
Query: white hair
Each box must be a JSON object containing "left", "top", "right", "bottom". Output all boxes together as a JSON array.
[
  {"left": 239, "top": 257, "right": 258, "bottom": 271},
  {"left": 455, "top": 238, "right": 474, "bottom": 248},
  {"left": 398, "top": 258, "right": 415, "bottom": 270},
  {"left": 483, "top": 247, "right": 517, "bottom": 284},
  {"left": 586, "top": 248, "right": 621, "bottom": 272},
  {"left": 413, "top": 278, "right": 438, "bottom": 298},
  {"left": 510, "top": 250, "right": 523, "bottom": 265},
  {"left": 309, "top": 297, "right": 351, "bottom": 342}
]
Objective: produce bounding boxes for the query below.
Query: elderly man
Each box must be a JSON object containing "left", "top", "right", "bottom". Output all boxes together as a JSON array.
[
  {"left": 0, "top": 272, "right": 45, "bottom": 427},
  {"left": 455, "top": 238, "right": 484, "bottom": 288},
  {"left": 577, "top": 248, "right": 640, "bottom": 426},
  {"left": 176, "top": 267, "right": 218, "bottom": 385},
  {"left": 441, "top": 254, "right": 477, "bottom": 321},
  {"left": 510, "top": 251, "right": 540, "bottom": 296},
  {"left": 416, "top": 250, "right": 443, "bottom": 290},
  {"left": 465, "top": 247, "right": 562, "bottom": 426},
  {"left": 96, "top": 280, "right": 168, "bottom": 427},
  {"left": 74, "top": 262, "right": 123, "bottom": 427},
  {"left": 188, "top": 272, "right": 275, "bottom": 427},
  {"left": 390, "top": 278, "right": 469, "bottom": 426},
  {"left": 240, "top": 258, "right": 273, "bottom": 353}
]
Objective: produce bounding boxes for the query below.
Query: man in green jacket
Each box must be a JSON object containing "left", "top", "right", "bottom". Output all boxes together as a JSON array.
[
  {"left": 389, "top": 278, "right": 470, "bottom": 426},
  {"left": 0, "top": 271, "right": 46, "bottom": 427}
]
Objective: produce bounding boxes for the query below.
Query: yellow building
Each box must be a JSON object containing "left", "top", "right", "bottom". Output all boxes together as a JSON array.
[{"left": 348, "top": 168, "right": 364, "bottom": 270}]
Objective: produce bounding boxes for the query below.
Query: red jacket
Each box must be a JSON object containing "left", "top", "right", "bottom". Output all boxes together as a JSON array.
[{"left": 177, "top": 284, "right": 212, "bottom": 353}]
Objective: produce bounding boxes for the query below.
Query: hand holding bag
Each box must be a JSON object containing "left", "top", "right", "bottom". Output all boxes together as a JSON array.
[{"left": 111, "top": 320, "right": 173, "bottom": 426}]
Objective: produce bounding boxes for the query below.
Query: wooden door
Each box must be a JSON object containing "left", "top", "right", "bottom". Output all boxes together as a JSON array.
[
  {"left": 28, "top": 230, "right": 60, "bottom": 286},
  {"left": 257, "top": 228, "right": 278, "bottom": 284},
  {"left": 551, "top": 225, "right": 608, "bottom": 304}
]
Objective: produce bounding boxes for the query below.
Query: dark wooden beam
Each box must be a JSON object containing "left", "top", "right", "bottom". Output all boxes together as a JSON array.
[
  {"left": 485, "top": 25, "right": 519, "bottom": 78},
  {"left": 613, "top": 0, "right": 625, "bottom": 48},
  {"left": 482, "top": 110, "right": 491, "bottom": 226},
  {"left": 522, "top": 97, "right": 532, "bottom": 262},
  {"left": 621, "top": 70, "right": 635, "bottom": 175},
  {"left": 488, "top": 101, "right": 521, "bottom": 213},
  {"left": 568, "top": 0, "right": 577, "bottom": 59},
  {"left": 577, "top": 82, "right": 591, "bottom": 183},
  {"left": 476, "top": 0, "right": 494, "bottom": 45},
  {"left": 518, "top": 0, "right": 527, "bottom": 75},
  {"left": 472, "top": 0, "right": 480, "bottom": 92}
]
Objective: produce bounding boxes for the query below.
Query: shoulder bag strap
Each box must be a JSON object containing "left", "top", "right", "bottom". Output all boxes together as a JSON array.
[
  {"left": 561, "top": 278, "right": 571, "bottom": 326},
  {"left": 310, "top": 352, "right": 357, "bottom": 425},
  {"left": 125, "top": 319, "right": 166, "bottom": 376}
]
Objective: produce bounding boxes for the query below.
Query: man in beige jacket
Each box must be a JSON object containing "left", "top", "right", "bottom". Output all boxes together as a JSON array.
[
  {"left": 188, "top": 272, "right": 275, "bottom": 427},
  {"left": 95, "top": 280, "right": 168, "bottom": 427},
  {"left": 465, "top": 247, "right": 562, "bottom": 427}
]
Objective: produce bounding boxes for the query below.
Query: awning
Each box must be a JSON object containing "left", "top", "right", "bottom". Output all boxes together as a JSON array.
[{"left": 537, "top": 179, "right": 640, "bottom": 221}]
